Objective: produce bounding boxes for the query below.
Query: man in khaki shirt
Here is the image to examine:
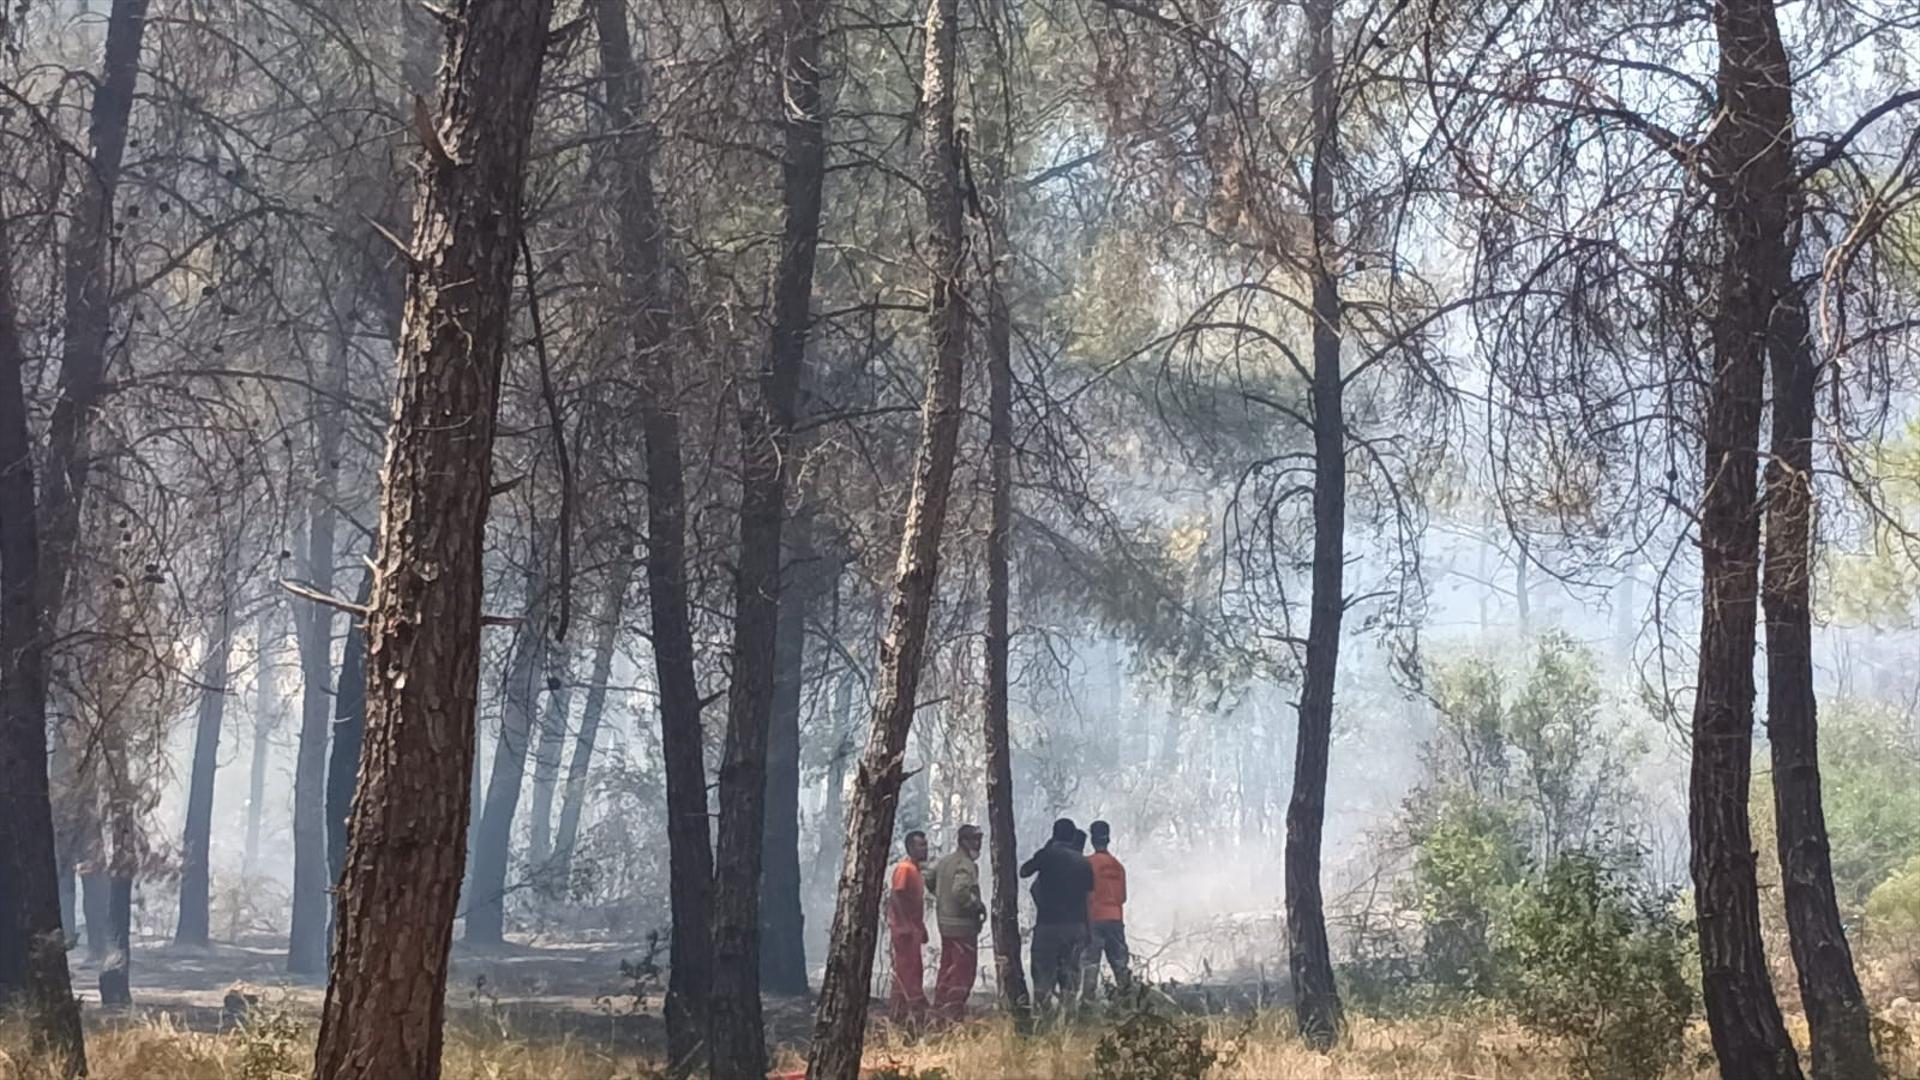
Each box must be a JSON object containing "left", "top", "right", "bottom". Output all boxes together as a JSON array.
[{"left": 925, "top": 824, "right": 986, "bottom": 1022}]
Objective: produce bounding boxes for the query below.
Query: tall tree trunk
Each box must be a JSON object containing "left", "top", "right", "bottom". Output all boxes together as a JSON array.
[
  {"left": 244, "top": 624, "right": 275, "bottom": 880},
  {"left": 814, "top": 672, "right": 853, "bottom": 886},
  {"left": 590, "top": 3, "right": 714, "bottom": 1070},
  {"left": 312, "top": 0, "right": 555, "bottom": 1073},
  {"left": 984, "top": 199, "right": 1030, "bottom": 1024},
  {"left": 0, "top": 207, "right": 87, "bottom": 1077},
  {"left": 37, "top": 0, "right": 147, "bottom": 630},
  {"left": 526, "top": 652, "right": 572, "bottom": 875},
  {"left": 288, "top": 338, "right": 347, "bottom": 975},
  {"left": 177, "top": 541, "right": 241, "bottom": 946},
  {"left": 326, "top": 574, "right": 373, "bottom": 900},
  {"left": 1690, "top": 2, "right": 1804, "bottom": 1075},
  {"left": 467, "top": 563, "right": 550, "bottom": 946},
  {"left": 96, "top": 801, "right": 136, "bottom": 1007},
  {"left": 709, "top": 0, "right": 830, "bottom": 1068},
  {"left": 758, "top": 528, "right": 813, "bottom": 998},
  {"left": 81, "top": 866, "right": 109, "bottom": 963},
  {"left": 978, "top": 0, "right": 1031, "bottom": 1017},
  {"left": 1767, "top": 290, "right": 1876, "bottom": 1078},
  {"left": 806, "top": 2, "right": 968, "bottom": 1075},
  {"left": 1285, "top": 0, "right": 1346, "bottom": 1050},
  {"left": 553, "top": 549, "right": 635, "bottom": 886}
]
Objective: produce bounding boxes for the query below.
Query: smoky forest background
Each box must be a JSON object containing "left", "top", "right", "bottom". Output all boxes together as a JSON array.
[{"left": 2, "top": 0, "right": 1920, "bottom": 1078}]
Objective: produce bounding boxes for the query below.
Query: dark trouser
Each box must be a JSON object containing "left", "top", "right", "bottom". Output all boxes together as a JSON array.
[
  {"left": 1030, "top": 921, "right": 1088, "bottom": 1014},
  {"left": 1083, "top": 920, "right": 1132, "bottom": 995}
]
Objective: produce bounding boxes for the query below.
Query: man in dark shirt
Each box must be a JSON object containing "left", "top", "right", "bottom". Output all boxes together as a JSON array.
[{"left": 1020, "top": 817, "right": 1093, "bottom": 1016}]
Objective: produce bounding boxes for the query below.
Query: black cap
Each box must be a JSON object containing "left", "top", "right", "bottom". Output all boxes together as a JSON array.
[{"left": 1051, "top": 817, "right": 1077, "bottom": 842}]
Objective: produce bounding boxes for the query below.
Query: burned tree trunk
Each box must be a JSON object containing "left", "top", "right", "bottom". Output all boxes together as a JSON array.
[
  {"left": 177, "top": 540, "right": 241, "bottom": 946},
  {"left": 1766, "top": 291, "right": 1876, "bottom": 1078},
  {"left": 590, "top": 2, "right": 713, "bottom": 1070},
  {"left": 709, "top": 0, "right": 830, "bottom": 1068},
  {"left": 806, "top": 1, "right": 968, "bottom": 1075},
  {"left": 1284, "top": 0, "right": 1346, "bottom": 1051},
  {"left": 312, "top": 0, "right": 556, "bottom": 1074},
  {"left": 553, "top": 548, "right": 634, "bottom": 885},
  {"left": 326, "top": 573, "right": 373, "bottom": 897},
  {"left": 0, "top": 209, "right": 87, "bottom": 1078},
  {"left": 1689, "top": 1, "right": 1804, "bottom": 1075},
  {"left": 466, "top": 562, "right": 550, "bottom": 946}
]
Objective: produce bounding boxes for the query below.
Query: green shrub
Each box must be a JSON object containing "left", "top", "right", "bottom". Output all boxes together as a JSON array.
[
  {"left": 1091, "top": 995, "right": 1219, "bottom": 1080},
  {"left": 1866, "top": 853, "right": 1920, "bottom": 938},
  {"left": 1408, "top": 792, "right": 1528, "bottom": 994},
  {"left": 1498, "top": 851, "right": 1694, "bottom": 1080}
]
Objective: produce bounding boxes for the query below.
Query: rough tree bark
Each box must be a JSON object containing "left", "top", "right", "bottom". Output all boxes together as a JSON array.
[
  {"left": 984, "top": 188, "right": 1031, "bottom": 1026},
  {"left": 1766, "top": 288, "right": 1876, "bottom": 1078},
  {"left": 978, "top": 0, "right": 1032, "bottom": 1019},
  {"left": 589, "top": 2, "right": 713, "bottom": 1070},
  {"left": 0, "top": 207, "right": 88, "bottom": 1078},
  {"left": 552, "top": 548, "right": 635, "bottom": 885},
  {"left": 176, "top": 538, "right": 241, "bottom": 946},
  {"left": 325, "top": 573, "right": 373, "bottom": 897},
  {"left": 806, "top": 2, "right": 968, "bottom": 1075},
  {"left": 1689, "top": 1, "right": 1805, "bottom": 1075},
  {"left": 288, "top": 338, "right": 347, "bottom": 975},
  {"left": 466, "top": 560, "right": 550, "bottom": 946},
  {"left": 311, "top": 0, "right": 556, "bottom": 1074},
  {"left": 1284, "top": 0, "right": 1346, "bottom": 1051},
  {"left": 709, "top": 0, "right": 830, "bottom": 1067}
]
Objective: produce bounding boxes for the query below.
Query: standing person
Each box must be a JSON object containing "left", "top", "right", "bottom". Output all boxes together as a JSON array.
[
  {"left": 1086, "top": 820, "right": 1132, "bottom": 995},
  {"left": 926, "top": 824, "right": 987, "bottom": 1022},
  {"left": 1020, "top": 817, "right": 1093, "bottom": 1016},
  {"left": 886, "top": 830, "right": 931, "bottom": 1028}
]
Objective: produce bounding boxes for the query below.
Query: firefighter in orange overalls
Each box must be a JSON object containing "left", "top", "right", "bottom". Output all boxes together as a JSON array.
[{"left": 886, "top": 830, "right": 931, "bottom": 1027}]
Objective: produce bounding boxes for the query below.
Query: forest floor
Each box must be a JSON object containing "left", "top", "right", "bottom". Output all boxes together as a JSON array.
[{"left": 4, "top": 937, "right": 1916, "bottom": 1078}]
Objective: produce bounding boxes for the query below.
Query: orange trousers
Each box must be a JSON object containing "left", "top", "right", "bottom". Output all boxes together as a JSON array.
[
  {"left": 888, "top": 931, "right": 928, "bottom": 1026},
  {"left": 934, "top": 934, "right": 978, "bottom": 1021}
]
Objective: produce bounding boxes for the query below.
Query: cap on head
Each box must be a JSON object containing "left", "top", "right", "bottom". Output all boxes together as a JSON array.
[
  {"left": 1090, "top": 820, "right": 1111, "bottom": 845},
  {"left": 1051, "top": 818, "right": 1077, "bottom": 843},
  {"left": 957, "top": 824, "right": 983, "bottom": 846}
]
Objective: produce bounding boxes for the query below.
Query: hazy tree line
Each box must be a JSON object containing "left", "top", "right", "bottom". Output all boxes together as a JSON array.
[{"left": 0, "top": 1, "right": 1915, "bottom": 1079}]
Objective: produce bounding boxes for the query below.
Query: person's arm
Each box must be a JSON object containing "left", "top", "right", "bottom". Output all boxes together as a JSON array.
[
  {"left": 959, "top": 862, "right": 985, "bottom": 920},
  {"left": 1020, "top": 850, "right": 1041, "bottom": 878}
]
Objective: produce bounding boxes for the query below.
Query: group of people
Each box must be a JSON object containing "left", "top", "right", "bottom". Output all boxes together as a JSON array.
[{"left": 884, "top": 816, "right": 1131, "bottom": 1028}]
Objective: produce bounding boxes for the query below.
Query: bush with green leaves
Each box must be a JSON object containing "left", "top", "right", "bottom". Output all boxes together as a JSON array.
[
  {"left": 1406, "top": 791, "right": 1529, "bottom": 994},
  {"left": 1868, "top": 853, "right": 1920, "bottom": 938},
  {"left": 1498, "top": 851, "right": 1695, "bottom": 1080},
  {"left": 1091, "top": 993, "right": 1220, "bottom": 1080}
]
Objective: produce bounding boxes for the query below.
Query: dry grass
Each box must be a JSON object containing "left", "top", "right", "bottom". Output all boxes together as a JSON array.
[
  {"left": 861, "top": 1011, "right": 1721, "bottom": 1079},
  {"left": 4, "top": 1003, "right": 1916, "bottom": 1079},
  {"left": 0, "top": 1013, "right": 658, "bottom": 1080}
]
